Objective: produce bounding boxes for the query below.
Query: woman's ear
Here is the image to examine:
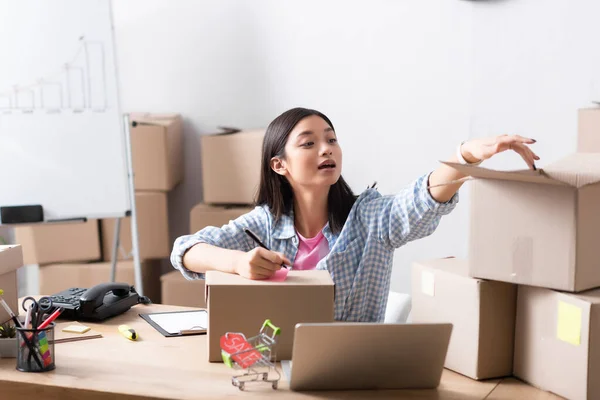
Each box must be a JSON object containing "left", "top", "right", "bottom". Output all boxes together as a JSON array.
[{"left": 270, "top": 157, "right": 287, "bottom": 176}]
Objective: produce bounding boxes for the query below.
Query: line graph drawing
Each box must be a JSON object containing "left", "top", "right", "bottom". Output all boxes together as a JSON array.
[{"left": 0, "top": 37, "right": 108, "bottom": 114}]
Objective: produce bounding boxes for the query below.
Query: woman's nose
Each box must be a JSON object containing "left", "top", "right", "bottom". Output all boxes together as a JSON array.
[{"left": 321, "top": 144, "right": 333, "bottom": 156}]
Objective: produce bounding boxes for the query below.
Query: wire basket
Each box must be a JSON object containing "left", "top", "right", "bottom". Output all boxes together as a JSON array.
[{"left": 220, "top": 319, "right": 281, "bottom": 391}]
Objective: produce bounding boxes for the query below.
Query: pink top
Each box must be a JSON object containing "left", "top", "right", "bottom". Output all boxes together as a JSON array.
[{"left": 293, "top": 230, "right": 330, "bottom": 270}]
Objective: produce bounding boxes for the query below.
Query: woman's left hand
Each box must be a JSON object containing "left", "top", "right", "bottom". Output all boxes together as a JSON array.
[{"left": 461, "top": 134, "right": 540, "bottom": 170}]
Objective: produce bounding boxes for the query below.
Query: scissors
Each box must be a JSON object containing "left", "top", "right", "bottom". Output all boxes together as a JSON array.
[{"left": 21, "top": 296, "right": 54, "bottom": 330}]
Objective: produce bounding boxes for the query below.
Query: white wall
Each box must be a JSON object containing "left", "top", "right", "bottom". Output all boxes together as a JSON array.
[
  {"left": 113, "top": 0, "right": 473, "bottom": 294},
  {"left": 112, "top": 0, "right": 599, "bottom": 294},
  {"left": 471, "top": 0, "right": 600, "bottom": 170}
]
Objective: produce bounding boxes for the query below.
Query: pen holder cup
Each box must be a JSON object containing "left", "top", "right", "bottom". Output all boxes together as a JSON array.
[{"left": 16, "top": 322, "right": 56, "bottom": 372}]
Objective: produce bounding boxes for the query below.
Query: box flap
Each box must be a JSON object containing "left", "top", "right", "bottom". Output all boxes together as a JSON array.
[
  {"left": 206, "top": 270, "right": 333, "bottom": 287},
  {"left": 542, "top": 153, "right": 600, "bottom": 188},
  {"left": 0, "top": 245, "right": 23, "bottom": 275},
  {"left": 210, "top": 126, "right": 241, "bottom": 136},
  {"left": 130, "top": 113, "right": 180, "bottom": 127},
  {"left": 444, "top": 154, "right": 600, "bottom": 188},
  {"left": 205, "top": 128, "right": 265, "bottom": 138},
  {"left": 442, "top": 161, "right": 565, "bottom": 186}
]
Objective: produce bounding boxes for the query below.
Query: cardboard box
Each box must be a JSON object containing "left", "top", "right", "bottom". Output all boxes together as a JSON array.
[
  {"left": 161, "top": 270, "right": 206, "bottom": 307},
  {"left": 445, "top": 153, "right": 600, "bottom": 292},
  {"left": 411, "top": 258, "right": 516, "bottom": 380},
  {"left": 201, "top": 129, "right": 264, "bottom": 204},
  {"left": 578, "top": 108, "right": 600, "bottom": 152},
  {"left": 39, "top": 260, "right": 162, "bottom": 303},
  {"left": 130, "top": 113, "right": 183, "bottom": 191},
  {"left": 101, "top": 192, "right": 169, "bottom": 261},
  {"left": 0, "top": 245, "right": 23, "bottom": 324},
  {"left": 514, "top": 285, "right": 600, "bottom": 400},
  {"left": 190, "top": 203, "right": 253, "bottom": 234},
  {"left": 14, "top": 220, "right": 101, "bottom": 265},
  {"left": 205, "top": 270, "right": 334, "bottom": 362}
]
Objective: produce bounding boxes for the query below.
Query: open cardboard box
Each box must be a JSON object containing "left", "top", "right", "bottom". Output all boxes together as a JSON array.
[
  {"left": 200, "top": 128, "right": 265, "bottom": 204},
  {"left": 130, "top": 113, "right": 183, "bottom": 191},
  {"left": 445, "top": 153, "right": 600, "bottom": 292}
]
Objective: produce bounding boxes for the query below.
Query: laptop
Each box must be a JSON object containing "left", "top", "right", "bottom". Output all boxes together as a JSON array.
[{"left": 281, "top": 322, "right": 452, "bottom": 391}]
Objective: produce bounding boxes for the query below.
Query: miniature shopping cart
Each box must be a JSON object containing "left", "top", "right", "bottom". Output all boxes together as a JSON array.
[{"left": 220, "top": 319, "right": 281, "bottom": 391}]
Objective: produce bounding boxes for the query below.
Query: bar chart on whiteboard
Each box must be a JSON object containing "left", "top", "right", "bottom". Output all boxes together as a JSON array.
[
  {"left": 0, "top": 0, "right": 130, "bottom": 221},
  {"left": 0, "top": 39, "right": 108, "bottom": 114}
]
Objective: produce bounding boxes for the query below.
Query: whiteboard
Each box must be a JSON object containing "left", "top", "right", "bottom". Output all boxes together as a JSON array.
[{"left": 0, "top": 0, "right": 130, "bottom": 221}]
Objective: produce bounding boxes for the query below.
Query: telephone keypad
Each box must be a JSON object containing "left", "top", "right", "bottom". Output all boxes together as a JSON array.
[{"left": 49, "top": 287, "right": 88, "bottom": 310}]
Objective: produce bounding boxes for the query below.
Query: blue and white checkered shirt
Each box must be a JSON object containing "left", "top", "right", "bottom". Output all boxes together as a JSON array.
[{"left": 171, "top": 173, "right": 458, "bottom": 322}]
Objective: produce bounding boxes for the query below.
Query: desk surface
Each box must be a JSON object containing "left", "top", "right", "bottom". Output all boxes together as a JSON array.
[{"left": 0, "top": 302, "right": 559, "bottom": 400}]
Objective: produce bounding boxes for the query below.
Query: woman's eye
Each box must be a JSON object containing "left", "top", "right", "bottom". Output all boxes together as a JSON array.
[
  {"left": 329, "top": 138, "right": 337, "bottom": 144},
  {"left": 302, "top": 141, "right": 314, "bottom": 147}
]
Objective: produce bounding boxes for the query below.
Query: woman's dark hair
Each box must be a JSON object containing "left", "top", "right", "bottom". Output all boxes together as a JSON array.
[{"left": 256, "top": 107, "right": 357, "bottom": 234}]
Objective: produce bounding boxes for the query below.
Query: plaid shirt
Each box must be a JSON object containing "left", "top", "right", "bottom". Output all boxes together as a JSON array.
[{"left": 171, "top": 173, "right": 458, "bottom": 322}]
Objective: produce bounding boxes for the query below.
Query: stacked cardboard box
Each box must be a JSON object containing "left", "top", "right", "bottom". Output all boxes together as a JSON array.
[
  {"left": 162, "top": 128, "right": 262, "bottom": 306},
  {"left": 13, "top": 113, "right": 182, "bottom": 304},
  {"left": 161, "top": 204, "right": 252, "bottom": 306},
  {"left": 0, "top": 245, "right": 23, "bottom": 324},
  {"left": 200, "top": 128, "right": 264, "bottom": 205},
  {"left": 100, "top": 113, "right": 181, "bottom": 265},
  {"left": 14, "top": 220, "right": 101, "bottom": 265},
  {"left": 412, "top": 107, "right": 600, "bottom": 399},
  {"left": 411, "top": 258, "right": 516, "bottom": 380}
]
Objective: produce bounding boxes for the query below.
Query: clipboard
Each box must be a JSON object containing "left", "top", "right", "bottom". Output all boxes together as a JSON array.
[{"left": 139, "top": 309, "right": 208, "bottom": 337}]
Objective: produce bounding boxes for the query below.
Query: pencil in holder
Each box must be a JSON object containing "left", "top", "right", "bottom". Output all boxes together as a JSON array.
[{"left": 16, "top": 322, "right": 56, "bottom": 372}]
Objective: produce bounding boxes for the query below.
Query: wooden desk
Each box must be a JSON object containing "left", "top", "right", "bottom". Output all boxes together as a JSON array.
[{"left": 0, "top": 302, "right": 553, "bottom": 399}]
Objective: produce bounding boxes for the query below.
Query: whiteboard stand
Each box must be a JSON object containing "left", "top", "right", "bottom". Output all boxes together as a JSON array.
[
  {"left": 109, "top": 217, "right": 121, "bottom": 282},
  {"left": 110, "top": 114, "right": 144, "bottom": 297}
]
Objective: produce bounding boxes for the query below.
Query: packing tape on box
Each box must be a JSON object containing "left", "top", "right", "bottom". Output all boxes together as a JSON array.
[
  {"left": 421, "top": 270, "right": 435, "bottom": 297},
  {"left": 511, "top": 236, "right": 533, "bottom": 282}
]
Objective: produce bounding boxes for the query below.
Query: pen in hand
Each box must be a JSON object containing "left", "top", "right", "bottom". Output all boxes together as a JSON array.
[{"left": 244, "top": 229, "right": 290, "bottom": 270}]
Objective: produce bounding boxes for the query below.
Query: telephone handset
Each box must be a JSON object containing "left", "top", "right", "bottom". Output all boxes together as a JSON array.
[{"left": 50, "top": 282, "right": 151, "bottom": 321}]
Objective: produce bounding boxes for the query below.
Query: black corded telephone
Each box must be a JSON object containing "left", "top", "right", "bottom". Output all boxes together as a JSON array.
[{"left": 49, "top": 282, "right": 150, "bottom": 321}]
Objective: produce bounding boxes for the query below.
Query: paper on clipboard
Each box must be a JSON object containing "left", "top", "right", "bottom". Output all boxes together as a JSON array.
[{"left": 142, "top": 310, "right": 208, "bottom": 336}]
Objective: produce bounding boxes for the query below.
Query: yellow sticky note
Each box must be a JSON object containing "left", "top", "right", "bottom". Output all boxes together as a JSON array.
[
  {"left": 62, "top": 324, "right": 91, "bottom": 334},
  {"left": 557, "top": 301, "right": 582, "bottom": 346},
  {"left": 421, "top": 270, "right": 435, "bottom": 297}
]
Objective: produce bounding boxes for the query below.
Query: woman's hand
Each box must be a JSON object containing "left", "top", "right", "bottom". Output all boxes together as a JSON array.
[
  {"left": 234, "top": 247, "right": 291, "bottom": 280},
  {"left": 428, "top": 134, "right": 540, "bottom": 203},
  {"left": 460, "top": 134, "right": 540, "bottom": 170}
]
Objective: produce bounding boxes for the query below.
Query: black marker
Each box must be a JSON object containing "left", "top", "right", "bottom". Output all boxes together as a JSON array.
[{"left": 244, "top": 229, "right": 289, "bottom": 269}]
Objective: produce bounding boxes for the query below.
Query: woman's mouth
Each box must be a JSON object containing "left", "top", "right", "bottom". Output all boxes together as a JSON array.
[{"left": 318, "top": 160, "right": 336, "bottom": 170}]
